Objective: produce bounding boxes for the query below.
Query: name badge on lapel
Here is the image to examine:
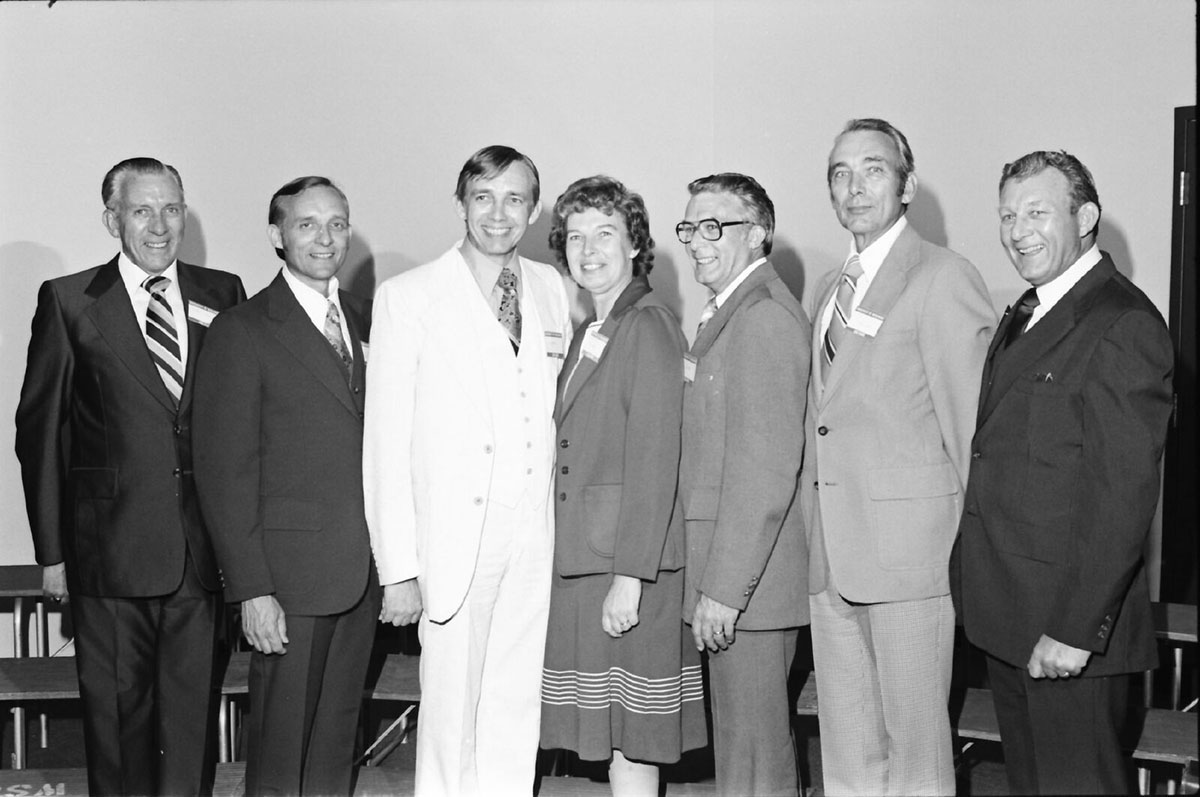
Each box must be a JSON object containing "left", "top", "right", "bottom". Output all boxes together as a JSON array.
[
  {"left": 359, "top": 343, "right": 370, "bottom": 364},
  {"left": 544, "top": 330, "right": 565, "bottom": 359},
  {"left": 847, "top": 308, "right": 883, "bottom": 337},
  {"left": 580, "top": 329, "right": 608, "bottom": 362},
  {"left": 187, "top": 302, "right": 217, "bottom": 328},
  {"left": 683, "top": 354, "right": 698, "bottom": 383}
]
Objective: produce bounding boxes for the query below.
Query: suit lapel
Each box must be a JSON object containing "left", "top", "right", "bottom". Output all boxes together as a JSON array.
[
  {"left": 977, "top": 257, "right": 1117, "bottom": 429},
  {"left": 176, "top": 262, "right": 214, "bottom": 415},
  {"left": 558, "top": 277, "right": 651, "bottom": 422},
  {"left": 819, "top": 225, "right": 918, "bottom": 406},
  {"left": 691, "top": 261, "right": 777, "bottom": 358},
  {"left": 265, "top": 273, "right": 359, "bottom": 416},
  {"left": 85, "top": 257, "right": 178, "bottom": 413}
]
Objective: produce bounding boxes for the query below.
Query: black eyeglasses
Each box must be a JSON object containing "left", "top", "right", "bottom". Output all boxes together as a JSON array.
[{"left": 675, "top": 219, "right": 751, "bottom": 244}]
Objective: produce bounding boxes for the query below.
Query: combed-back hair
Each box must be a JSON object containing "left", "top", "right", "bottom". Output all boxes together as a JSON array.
[
  {"left": 999, "top": 150, "right": 1101, "bottom": 239},
  {"left": 687, "top": 172, "right": 775, "bottom": 256},
  {"left": 268, "top": 176, "right": 349, "bottom": 226},
  {"left": 830, "top": 118, "right": 915, "bottom": 195},
  {"left": 454, "top": 145, "right": 540, "bottom": 206},
  {"left": 101, "top": 157, "right": 184, "bottom": 209}
]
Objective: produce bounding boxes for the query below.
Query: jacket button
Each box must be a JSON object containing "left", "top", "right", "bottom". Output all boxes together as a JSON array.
[
  {"left": 817, "top": 426, "right": 829, "bottom": 435},
  {"left": 561, "top": 466, "right": 569, "bottom": 474},
  {"left": 558, "top": 493, "right": 567, "bottom": 502},
  {"left": 560, "top": 439, "right": 569, "bottom": 449},
  {"left": 172, "top": 468, "right": 182, "bottom": 477},
  {"left": 173, "top": 424, "right": 182, "bottom": 435},
  {"left": 972, "top": 451, "right": 981, "bottom": 459}
]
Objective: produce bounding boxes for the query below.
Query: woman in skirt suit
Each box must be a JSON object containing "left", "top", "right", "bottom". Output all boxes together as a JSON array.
[{"left": 540, "top": 175, "right": 707, "bottom": 795}]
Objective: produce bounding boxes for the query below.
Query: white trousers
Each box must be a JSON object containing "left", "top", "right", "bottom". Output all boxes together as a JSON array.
[
  {"left": 809, "top": 585, "right": 955, "bottom": 797},
  {"left": 415, "top": 496, "right": 552, "bottom": 797}
]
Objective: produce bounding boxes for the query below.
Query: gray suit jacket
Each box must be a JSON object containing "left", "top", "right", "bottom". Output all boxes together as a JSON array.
[{"left": 679, "top": 261, "right": 811, "bottom": 630}]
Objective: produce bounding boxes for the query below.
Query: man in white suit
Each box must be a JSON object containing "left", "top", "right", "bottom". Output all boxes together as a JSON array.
[{"left": 364, "top": 145, "right": 571, "bottom": 796}]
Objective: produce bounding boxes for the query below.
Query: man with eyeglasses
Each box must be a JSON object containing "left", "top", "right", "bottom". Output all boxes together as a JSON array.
[
  {"left": 675, "top": 173, "right": 810, "bottom": 796},
  {"left": 800, "top": 118, "right": 995, "bottom": 796}
]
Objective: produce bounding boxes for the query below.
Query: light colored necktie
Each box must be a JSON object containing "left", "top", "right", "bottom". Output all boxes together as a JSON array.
[
  {"left": 497, "top": 266, "right": 522, "bottom": 352},
  {"left": 695, "top": 296, "right": 718, "bottom": 338},
  {"left": 142, "top": 275, "right": 184, "bottom": 406},
  {"left": 324, "top": 301, "right": 353, "bottom": 383},
  {"left": 820, "top": 254, "right": 864, "bottom": 381}
]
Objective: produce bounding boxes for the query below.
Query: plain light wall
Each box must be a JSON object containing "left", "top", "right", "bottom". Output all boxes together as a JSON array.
[{"left": 1, "top": 0, "right": 1194, "bottom": 655}]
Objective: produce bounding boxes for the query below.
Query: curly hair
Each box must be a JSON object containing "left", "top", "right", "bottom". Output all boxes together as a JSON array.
[{"left": 548, "top": 175, "right": 654, "bottom": 276}]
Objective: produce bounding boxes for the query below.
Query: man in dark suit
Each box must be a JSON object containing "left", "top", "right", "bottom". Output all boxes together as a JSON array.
[
  {"left": 15, "top": 157, "right": 246, "bottom": 796},
  {"left": 193, "top": 176, "right": 378, "bottom": 796},
  {"left": 952, "top": 150, "right": 1174, "bottom": 795},
  {"left": 675, "top": 173, "right": 810, "bottom": 796}
]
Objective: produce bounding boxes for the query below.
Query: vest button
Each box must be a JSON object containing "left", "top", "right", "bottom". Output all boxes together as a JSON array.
[
  {"left": 560, "top": 439, "right": 569, "bottom": 449},
  {"left": 473, "top": 497, "right": 483, "bottom": 506},
  {"left": 558, "top": 492, "right": 567, "bottom": 502},
  {"left": 561, "top": 466, "right": 569, "bottom": 475},
  {"left": 817, "top": 426, "right": 829, "bottom": 435}
]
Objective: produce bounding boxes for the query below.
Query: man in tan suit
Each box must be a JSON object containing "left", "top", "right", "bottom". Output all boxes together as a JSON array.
[
  {"left": 677, "top": 173, "right": 810, "bottom": 796},
  {"left": 800, "top": 119, "right": 995, "bottom": 795}
]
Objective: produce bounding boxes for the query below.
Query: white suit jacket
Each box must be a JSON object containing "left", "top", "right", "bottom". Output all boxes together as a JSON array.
[{"left": 364, "top": 244, "right": 570, "bottom": 622}]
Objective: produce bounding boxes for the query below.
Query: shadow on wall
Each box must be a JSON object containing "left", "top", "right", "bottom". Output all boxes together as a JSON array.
[
  {"left": 1099, "top": 216, "right": 1135, "bottom": 281},
  {"left": 770, "top": 239, "right": 807, "bottom": 307},
  {"left": 907, "top": 181, "right": 949, "bottom": 249},
  {"left": 342, "top": 229, "right": 377, "bottom": 302},
  {"left": 177, "top": 210, "right": 208, "bottom": 268}
]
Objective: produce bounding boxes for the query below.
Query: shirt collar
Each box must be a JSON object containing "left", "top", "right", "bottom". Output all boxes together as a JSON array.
[
  {"left": 281, "top": 265, "right": 341, "bottom": 320},
  {"left": 713, "top": 256, "right": 767, "bottom": 308},
  {"left": 850, "top": 215, "right": 907, "bottom": 280},
  {"left": 1032, "top": 243, "right": 1102, "bottom": 309},
  {"left": 118, "top": 251, "right": 179, "bottom": 293},
  {"left": 457, "top": 238, "right": 520, "bottom": 296}
]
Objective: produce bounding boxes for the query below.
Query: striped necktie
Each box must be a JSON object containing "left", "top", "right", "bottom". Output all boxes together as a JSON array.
[
  {"left": 142, "top": 275, "right": 184, "bottom": 406},
  {"left": 696, "top": 296, "right": 718, "bottom": 338},
  {"left": 820, "top": 254, "right": 864, "bottom": 381},
  {"left": 324, "top": 301, "right": 353, "bottom": 383}
]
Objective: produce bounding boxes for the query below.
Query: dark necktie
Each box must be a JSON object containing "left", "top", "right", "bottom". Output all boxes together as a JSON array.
[
  {"left": 142, "top": 275, "right": 184, "bottom": 406},
  {"left": 1003, "top": 288, "right": 1040, "bottom": 348},
  {"left": 497, "top": 266, "right": 522, "bottom": 353}
]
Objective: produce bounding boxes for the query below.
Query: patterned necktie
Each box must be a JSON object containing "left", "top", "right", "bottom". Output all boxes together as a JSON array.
[
  {"left": 696, "top": 296, "right": 718, "bottom": 338},
  {"left": 497, "top": 266, "right": 522, "bottom": 352},
  {"left": 142, "top": 275, "right": 184, "bottom": 406},
  {"left": 324, "top": 301, "right": 353, "bottom": 383},
  {"left": 821, "top": 254, "right": 864, "bottom": 381},
  {"left": 1003, "top": 288, "right": 1041, "bottom": 348}
]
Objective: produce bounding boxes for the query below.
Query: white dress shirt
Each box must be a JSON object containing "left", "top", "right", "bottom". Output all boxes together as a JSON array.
[
  {"left": 818, "top": 215, "right": 909, "bottom": 339},
  {"left": 712, "top": 256, "right": 768, "bottom": 309},
  {"left": 281, "top": 266, "right": 352, "bottom": 358},
  {"left": 1025, "top": 244, "right": 1102, "bottom": 331}
]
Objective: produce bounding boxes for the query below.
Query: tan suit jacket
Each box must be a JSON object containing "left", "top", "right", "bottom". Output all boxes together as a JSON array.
[
  {"left": 679, "top": 261, "right": 811, "bottom": 631},
  {"left": 801, "top": 223, "right": 995, "bottom": 602}
]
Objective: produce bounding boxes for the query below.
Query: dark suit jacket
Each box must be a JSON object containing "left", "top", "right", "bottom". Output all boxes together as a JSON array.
[
  {"left": 192, "top": 272, "right": 373, "bottom": 617},
  {"left": 15, "top": 256, "right": 246, "bottom": 597},
  {"left": 952, "top": 254, "right": 1173, "bottom": 676},
  {"left": 553, "top": 277, "right": 687, "bottom": 580},
  {"left": 679, "top": 261, "right": 811, "bottom": 630}
]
